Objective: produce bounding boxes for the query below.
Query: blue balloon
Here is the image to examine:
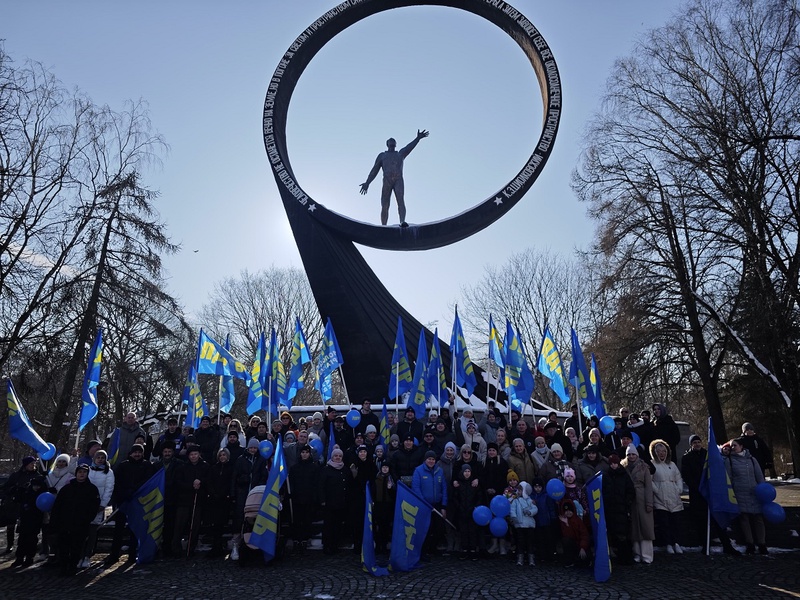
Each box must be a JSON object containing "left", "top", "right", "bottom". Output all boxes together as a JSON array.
[
  {"left": 258, "top": 440, "right": 274, "bottom": 459},
  {"left": 490, "top": 494, "right": 510, "bottom": 518},
  {"left": 546, "top": 478, "right": 566, "bottom": 501},
  {"left": 762, "top": 501, "right": 785, "bottom": 524},
  {"left": 598, "top": 415, "right": 615, "bottom": 435},
  {"left": 41, "top": 443, "right": 57, "bottom": 461},
  {"left": 755, "top": 482, "right": 777, "bottom": 504},
  {"left": 489, "top": 516, "right": 508, "bottom": 537},
  {"left": 472, "top": 505, "right": 492, "bottom": 526},
  {"left": 346, "top": 409, "right": 361, "bottom": 428},
  {"left": 35, "top": 492, "right": 56, "bottom": 512},
  {"left": 309, "top": 438, "right": 324, "bottom": 455},
  {"left": 631, "top": 431, "right": 640, "bottom": 448}
]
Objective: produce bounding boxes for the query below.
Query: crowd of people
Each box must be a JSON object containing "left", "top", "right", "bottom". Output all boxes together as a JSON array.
[{"left": 0, "top": 400, "right": 776, "bottom": 575}]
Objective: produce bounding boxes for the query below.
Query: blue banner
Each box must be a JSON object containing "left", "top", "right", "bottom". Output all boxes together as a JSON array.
[
  {"left": 450, "top": 308, "right": 477, "bottom": 397},
  {"left": 6, "top": 379, "right": 49, "bottom": 454},
  {"left": 196, "top": 329, "right": 250, "bottom": 380},
  {"left": 537, "top": 325, "right": 569, "bottom": 404},
  {"left": 121, "top": 467, "right": 165, "bottom": 564},
  {"left": 315, "top": 318, "right": 344, "bottom": 403},
  {"left": 389, "top": 482, "right": 433, "bottom": 572},
  {"left": 389, "top": 317, "right": 413, "bottom": 399},
  {"left": 407, "top": 329, "right": 429, "bottom": 420},
  {"left": 107, "top": 427, "right": 121, "bottom": 467},
  {"left": 249, "top": 436, "right": 287, "bottom": 560},
  {"left": 488, "top": 314, "right": 505, "bottom": 371},
  {"left": 218, "top": 335, "right": 236, "bottom": 414},
  {"left": 286, "top": 317, "right": 312, "bottom": 407},
  {"left": 78, "top": 328, "right": 103, "bottom": 432},
  {"left": 589, "top": 354, "right": 608, "bottom": 418},
  {"left": 503, "top": 319, "right": 535, "bottom": 409},
  {"left": 585, "top": 472, "right": 612, "bottom": 583},
  {"left": 379, "top": 399, "right": 391, "bottom": 450},
  {"left": 699, "top": 417, "right": 739, "bottom": 528},
  {"left": 246, "top": 332, "right": 267, "bottom": 415},
  {"left": 426, "top": 328, "right": 447, "bottom": 405},
  {"left": 265, "top": 328, "right": 286, "bottom": 416},
  {"left": 568, "top": 329, "right": 598, "bottom": 418},
  {"left": 182, "top": 364, "right": 207, "bottom": 429},
  {"left": 362, "top": 484, "right": 390, "bottom": 576}
]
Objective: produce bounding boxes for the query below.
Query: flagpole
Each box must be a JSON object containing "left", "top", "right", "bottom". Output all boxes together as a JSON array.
[
  {"left": 337, "top": 365, "right": 351, "bottom": 409},
  {"left": 217, "top": 375, "right": 223, "bottom": 425},
  {"left": 267, "top": 369, "right": 273, "bottom": 423},
  {"left": 706, "top": 508, "right": 711, "bottom": 556},
  {"left": 394, "top": 362, "right": 399, "bottom": 421}
]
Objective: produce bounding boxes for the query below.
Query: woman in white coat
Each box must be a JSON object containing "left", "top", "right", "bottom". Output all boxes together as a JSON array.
[
  {"left": 649, "top": 439, "right": 684, "bottom": 554},
  {"left": 82, "top": 450, "right": 115, "bottom": 567}
]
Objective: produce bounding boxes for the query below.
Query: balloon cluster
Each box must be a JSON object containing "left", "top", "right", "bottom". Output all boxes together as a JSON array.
[
  {"left": 755, "top": 482, "right": 785, "bottom": 524},
  {"left": 472, "top": 494, "right": 511, "bottom": 537}
]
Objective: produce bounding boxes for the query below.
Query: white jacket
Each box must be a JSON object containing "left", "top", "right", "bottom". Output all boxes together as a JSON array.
[
  {"left": 88, "top": 466, "right": 115, "bottom": 524},
  {"left": 651, "top": 461, "right": 683, "bottom": 513}
]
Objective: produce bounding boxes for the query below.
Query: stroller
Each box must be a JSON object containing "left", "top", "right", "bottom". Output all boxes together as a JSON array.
[{"left": 238, "top": 485, "right": 286, "bottom": 566}]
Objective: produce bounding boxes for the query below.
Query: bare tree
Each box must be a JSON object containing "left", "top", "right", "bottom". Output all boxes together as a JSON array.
[{"left": 573, "top": 0, "right": 800, "bottom": 465}]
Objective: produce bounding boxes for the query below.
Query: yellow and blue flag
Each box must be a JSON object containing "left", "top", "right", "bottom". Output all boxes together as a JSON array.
[
  {"left": 568, "top": 329, "right": 598, "bottom": 418},
  {"left": 315, "top": 318, "right": 343, "bottom": 403},
  {"left": 249, "top": 435, "right": 287, "bottom": 560},
  {"left": 450, "top": 308, "right": 477, "bottom": 397},
  {"left": 286, "top": 317, "right": 312, "bottom": 408},
  {"left": 389, "top": 317, "right": 413, "bottom": 400},
  {"left": 379, "top": 398, "right": 391, "bottom": 450},
  {"left": 589, "top": 354, "right": 608, "bottom": 418},
  {"left": 218, "top": 334, "right": 236, "bottom": 414},
  {"left": 107, "top": 427, "right": 121, "bottom": 467},
  {"left": 426, "top": 328, "right": 447, "bottom": 405},
  {"left": 503, "top": 319, "right": 535, "bottom": 410},
  {"left": 488, "top": 314, "right": 505, "bottom": 371},
  {"left": 246, "top": 332, "right": 268, "bottom": 415},
  {"left": 407, "top": 329, "right": 429, "bottom": 420},
  {"left": 265, "top": 329, "right": 286, "bottom": 416},
  {"left": 196, "top": 329, "right": 250, "bottom": 380},
  {"left": 699, "top": 417, "right": 739, "bottom": 528},
  {"left": 182, "top": 364, "right": 207, "bottom": 429},
  {"left": 6, "top": 379, "right": 49, "bottom": 455},
  {"left": 121, "top": 467, "right": 165, "bottom": 564},
  {"left": 585, "top": 472, "right": 612, "bottom": 582},
  {"left": 362, "top": 483, "right": 390, "bottom": 576},
  {"left": 78, "top": 328, "right": 103, "bottom": 432},
  {"left": 389, "top": 482, "right": 433, "bottom": 572},
  {"left": 537, "top": 325, "right": 569, "bottom": 405}
]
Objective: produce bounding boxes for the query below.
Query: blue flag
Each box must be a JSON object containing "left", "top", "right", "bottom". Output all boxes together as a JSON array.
[
  {"left": 315, "top": 318, "right": 343, "bottom": 403},
  {"left": 537, "top": 325, "right": 569, "bottom": 404},
  {"left": 426, "top": 328, "right": 447, "bottom": 405},
  {"left": 249, "top": 435, "right": 287, "bottom": 560},
  {"left": 407, "top": 329, "right": 429, "bottom": 420},
  {"left": 503, "top": 320, "right": 535, "bottom": 410},
  {"left": 328, "top": 420, "right": 337, "bottom": 461},
  {"left": 107, "top": 427, "right": 122, "bottom": 467},
  {"left": 6, "top": 379, "right": 49, "bottom": 455},
  {"left": 78, "top": 328, "right": 103, "bottom": 432},
  {"left": 286, "top": 317, "right": 312, "bottom": 407},
  {"left": 196, "top": 329, "right": 250, "bottom": 380},
  {"left": 589, "top": 354, "right": 608, "bottom": 418},
  {"left": 218, "top": 335, "right": 236, "bottom": 414},
  {"left": 569, "top": 329, "right": 598, "bottom": 418},
  {"left": 265, "top": 329, "right": 286, "bottom": 416},
  {"left": 379, "top": 398, "right": 391, "bottom": 450},
  {"left": 488, "top": 315, "right": 505, "bottom": 371},
  {"left": 585, "top": 472, "right": 612, "bottom": 583},
  {"left": 450, "top": 308, "right": 477, "bottom": 397},
  {"left": 362, "top": 483, "right": 390, "bottom": 576},
  {"left": 246, "top": 332, "right": 267, "bottom": 415},
  {"left": 699, "top": 417, "right": 739, "bottom": 528},
  {"left": 389, "top": 482, "right": 433, "bottom": 572},
  {"left": 182, "top": 364, "right": 207, "bottom": 429},
  {"left": 389, "top": 317, "right": 413, "bottom": 400},
  {"left": 121, "top": 467, "right": 165, "bottom": 564}
]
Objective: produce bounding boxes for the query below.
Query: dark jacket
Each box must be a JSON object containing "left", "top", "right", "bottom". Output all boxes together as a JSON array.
[
  {"left": 112, "top": 456, "right": 154, "bottom": 505},
  {"left": 481, "top": 455, "right": 509, "bottom": 498},
  {"left": 320, "top": 464, "right": 351, "bottom": 510},
  {"left": 51, "top": 478, "right": 100, "bottom": 532},
  {"left": 193, "top": 425, "right": 220, "bottom": 464},
  {"left": 396, "top": 419, "right": 424, "bottom": 444},
  {"left": 652, "top": 404, "right": 681, "bottom": 457},
  {"left": 288, "top": 457, "right": 321, "bottom": 506},
  {"left": 176, "top": 458, "right": 211, "bottom": 506},
  {"left": 602, "top": 465, "right": 635, "bottom": 537},
  {"left": 234, "top": 452, "right": 268, "bottom": 496},
  {"left": 389, "top": 446, "right": 423, "bottom": 481},
  {"left": 207, "top": 461, "right": 234, "bottom": 502}
]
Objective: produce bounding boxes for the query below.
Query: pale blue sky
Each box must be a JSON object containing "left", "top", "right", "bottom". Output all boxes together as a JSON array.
[{"left": 5, "top": 1, "right": 681, "bottom": 340}]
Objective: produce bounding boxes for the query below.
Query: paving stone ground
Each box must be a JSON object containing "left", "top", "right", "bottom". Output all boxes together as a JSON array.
[{"left": 1, "top": 546, "right": 798, "bottom": 600}]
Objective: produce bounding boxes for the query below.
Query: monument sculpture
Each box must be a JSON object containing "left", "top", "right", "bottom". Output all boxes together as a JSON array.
[{"left": 264, "top": 0, "right": 561, "bottom": 403}]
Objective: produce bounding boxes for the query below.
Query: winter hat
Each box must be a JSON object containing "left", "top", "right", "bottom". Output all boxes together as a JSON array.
[
  {"left": 466, "top": 420, "right": 477, "bottom": 431},
  {"left": 618, "top": 428, "right": 632, "bottom": 440},
  {"left": 365, "top": 424, "right": 377, "bottom": 434},
  {"left": 608, "top": 453, "right": 621, "bottom": 465},
  {"left": 312, "top": 412, "right": 323, "bottom": 421},
  {"left": 625, "top": 445, "right": 639, "bottom": 456},
  {"left": 461, "top": 463, "right": 472, "bottom": 474},
  {"left": 75, "top": 463, "right": 90, "bottom": 472},
  {"left": 544, "top": 421, "right": 558, "bottom": 431},
  {"left": 327, "top": 406, "right": 337, "bottom": 414},
  {"left": 506, "top": 469, "right": 519, "bottom": 482},
  {"left": 742, "top": 422, "right": 755, "bottom": 433},
  {"left": 534, "top": 436, "right": 546, "bottom": 446},
  {"left": 94, "top": 449, "right": 108, "bottom": 460},
  {"left": 584, "top": 444, "right": 599, "bottom": 454},
  {"left": 130, "top": 445, "right": 145, "bottom": 455},
  {"left": 284, "top": 431, "right": 297, "bottom": 443},
  {"left": 280, "top": 411, "right": 292, "bottom": 419},
  {"left": 357, "top": 445, "right": 369, "bottom": 453},
  {"left": 200, "top": 415, "right": 211, "bottom": 423},
  {"left": 55, "top": 453, "right": 71, "bottom": 465},
  {"left": 688, "top": 434, "right": 701, "bottom": 445},
  {"left": 550, "top": 443, "right": 563, "bottom": 454},
  {"left": 161, "top": 440, "right": 176, "bottom": 452},
  {"left": 444, "top": 441, "right": 458, "bottom": 455},
  {"left": 519, "top": 481, "right": 532, "bottom": 499},
  {"left": 247, "top": 437, "right": 260, "bottom": 449},
  {"left": 561, "top": 499, "right": 576, "bottom": 514},
  {"left": 423, "top": 450, "right": 437, "bottom": 460},
  {"left": 563, "top": 467, "right": 576, "bottom": 480},
  {"left": 429, "top": 410, "right": 438, "bottom": 418},
  {"left": 487, "top": 442, "right": 499, "bottom": 451},
  {"left": 22, "top": 456, "right": 36, "bottom": 466},
  {"left": 531, "top": 477, "right": 545, "bottom": 489},
  {"left": 589, "top": 427, "right": 602, "bottom": 439},
  {"left": 537, "top": 417, "right": 548, "bottom": 427},
  {"left": 272, "top": 419, "right": 282, "bottom": 428},
  {"left": 390, "top": 434, "right": 400, "bottom": 444}
]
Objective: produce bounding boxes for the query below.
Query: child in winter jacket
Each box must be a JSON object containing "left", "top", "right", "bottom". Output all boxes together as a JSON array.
[
  {"left": 531, "top": 477, "right": 558, "bottom": 562},
  {"left": 509, "top": 481, "right": 538, "bottom": 566},
  {"left": 558, "top": 499, "right": 591, "bottom": 567}
]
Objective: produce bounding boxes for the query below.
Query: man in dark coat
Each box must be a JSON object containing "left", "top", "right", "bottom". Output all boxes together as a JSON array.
[
  {"left": 601, "top": 454, "right": 634, "bottom": 565},
  {"left": 157, "top": 441, "right": 184, "bottom": 557},
  {"left": 354, "top": 398, "right": 381, "bottom": 437},
  {"left": 193, "top": 415, "right": 220, "bottom": 464},
  {"left": 652, "top": 403, "right": 681, "bottom": 459},
  {"left": 105, "top": 444, "right": 154, "bottom": 564},
  {"left": 172, "top": 445, "right": 210, "bottom": 557},
  {"left": 51, "top": 464, "right": 100, "bottom": 575},
  {"left": 389, "top": 434, "right": 423, "bottom": 486},
  {"left": 740, "top": 422, "right": 774, "bottom": 478}
]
